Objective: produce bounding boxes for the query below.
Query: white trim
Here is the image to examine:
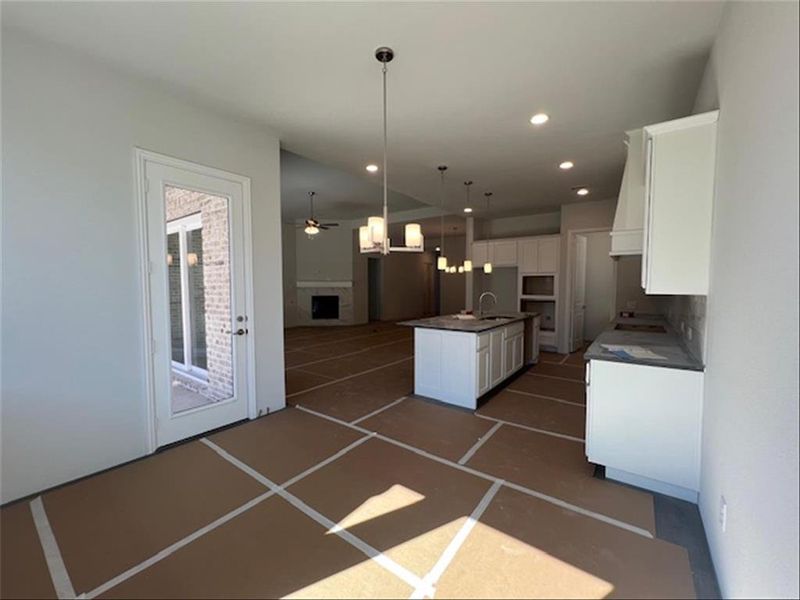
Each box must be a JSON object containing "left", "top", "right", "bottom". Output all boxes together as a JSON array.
[
  {"left": 410, "top": 480, "right": 503, "bottom": 599},
  {"left": 134, "top": 148, "right": 257, "bottom": 451},
  {"left": 643, "top": 109, "right": 719, "bottom": 135},
  {"left": 30, "top": 497, "right": 76, "bottom": 600},
  {"left": 457, "top": 421, "right": 503, "bottom": 465},
  {"left": 295, "top": 405, "right": 654, "bottom": 538}
]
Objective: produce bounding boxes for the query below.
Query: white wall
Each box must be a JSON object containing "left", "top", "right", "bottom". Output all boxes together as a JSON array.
[
  {"left": 476, "top": 211, "right": 560, "bottom": 239},
  {"left": 558, "top": 199, "right": 617, "bottom": 352},
  {"left": 582, "top": 231, "right": 615, "bottom": 341},
  {"left": 615, "top": 255, "right": 670, "bottom": 317},
  {"left": 294, "top": 220, "right": 356, "bottom": 282},
  {"left": 282, "top": 224, "right": 297, "bottom": 328},
  {"left": 1, "top": 30, "right": 285, "bottom": 503},
  {"left": 693, "top": 3, "right": 799, "bottom": 597}
]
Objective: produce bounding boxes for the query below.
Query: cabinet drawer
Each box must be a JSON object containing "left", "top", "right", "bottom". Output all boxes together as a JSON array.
[
  {"left": 477, "top": 332, "right": 489, "bottom": 351},
  {"left": 504, "top": 321, "right": 524, "bottom": 338}
]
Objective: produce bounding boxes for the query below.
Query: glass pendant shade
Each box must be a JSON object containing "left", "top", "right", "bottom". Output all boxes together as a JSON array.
[
  {"left": 458, "top": 265, "right": 465, "bottom": 274},
  {"left": 359, "top": 225, "right": 372, "bottom": 250},
  {"left": 483, "top": 262, "right": 493, "bottom": 274},
  {"left": 437, "top": 256, "right": 448, "bottom": 271},
  {"left": 368, "top": 216, "right": 385, "bottom": 245},
  {"left": 463, "top": 260, "right": 473, "bottom": 272},
  {"left": 405, "top": 223, "right": 422, "bottom": 248}
]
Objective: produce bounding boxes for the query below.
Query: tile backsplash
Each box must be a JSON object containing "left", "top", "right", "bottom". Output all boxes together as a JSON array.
[{"left": 666, "top": 294, "right": 707, "bottom": 363}]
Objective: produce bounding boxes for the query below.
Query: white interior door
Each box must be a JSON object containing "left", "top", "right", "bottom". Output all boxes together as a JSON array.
[
  {"left": 144, "top": 158, "right": 252, "bottom": 447},
  {"left": 571, "top": 234, "right": 588, "bottom": 352}
]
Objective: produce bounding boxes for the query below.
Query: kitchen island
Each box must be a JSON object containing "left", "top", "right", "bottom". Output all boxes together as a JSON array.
[{"left": 400, "top": 312, "right": 540, "bottom": 409}]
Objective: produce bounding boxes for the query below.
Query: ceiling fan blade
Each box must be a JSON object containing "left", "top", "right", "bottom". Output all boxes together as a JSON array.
[{"left": 320, "top": 223, "right": 340, "bottom": 227}]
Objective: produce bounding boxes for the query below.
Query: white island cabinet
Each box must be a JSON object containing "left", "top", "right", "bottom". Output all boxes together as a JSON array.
[{"left": 406, "top": 315, "right": 539, "bottom": 410}]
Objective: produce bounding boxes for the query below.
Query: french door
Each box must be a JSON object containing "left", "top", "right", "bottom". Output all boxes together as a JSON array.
[{"left": 140, "top": 152, "right": 253, "bottom": 447}]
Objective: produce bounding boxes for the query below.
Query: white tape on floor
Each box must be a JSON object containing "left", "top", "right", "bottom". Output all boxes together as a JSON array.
[
  {"left": 201, "top": 438, "right": 431, "bottom": 595},
  {"left": 457, "top": 422, "right": 503, "bottom": 465},
  {"left": 409, "top": 480, "right": 504, "bottom": 599},
  {"left": 474, "top": 413, "right": 585, "bottom": 443},
  {"left": 30, "top": 496, "right": 76, "bottom": 600},
  {"left": 506, "top": 388, "right": 586, "bottom": 408},
  {"left": 286, "top": 356, "right": 412, "bottom": 399},
  {"left": 350, "top": 396, "right": 407, "bottom": 425},
  {"left": 84, "top": 434, "right": 374, "bottom": 598},
  {"left": 295, "top": 405, "right": 654, "bottom": 539}
]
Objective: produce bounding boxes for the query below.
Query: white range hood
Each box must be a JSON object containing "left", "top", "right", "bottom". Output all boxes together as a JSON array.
[{"left": 610, "top": 128, "right": 646, "bottom": 256}]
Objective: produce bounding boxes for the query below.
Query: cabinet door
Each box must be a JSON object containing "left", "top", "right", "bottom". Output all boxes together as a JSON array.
[
  {"left": 504, "top": 336, "right": 515, "bottom": 377},
  {"left": 492, "top": 240, "right": 518, "bottom": 267},
  {"left": 513, "top": 334, "right": 524, "bottom": 371},
  {"left": 518, "top": 239, "right": 539, "bottom": 272},
  {"left": 489, "top": 330, "right": 504, "bottom": 386},
  {"left": 537, "top": 237, "right": 559, "bottom": 273},
  {"left": 476, "top": 347, "right": 490, "bottom": 396},
  {"left": 472, "top": 241, "right": 489, "bottom": 268}
]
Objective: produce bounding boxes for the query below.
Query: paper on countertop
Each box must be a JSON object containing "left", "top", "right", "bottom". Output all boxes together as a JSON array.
[{"left": 601, "top": 344, "right": 668, "bottom": 361}]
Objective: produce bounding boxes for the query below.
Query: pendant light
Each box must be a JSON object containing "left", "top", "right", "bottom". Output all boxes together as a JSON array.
[
  {"left": 437, "top": 165, "right": 448, "bottom": 270},
  {"left": 359, "top": 47, "right": 423, "bottom": 254},
  {"left": 483, "top": 191, "right": 493, "bottom": 273}
]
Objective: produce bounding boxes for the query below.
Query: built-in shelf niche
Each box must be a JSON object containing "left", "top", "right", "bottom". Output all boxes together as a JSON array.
[{"left": 521, "top": 274, "right": 555, "bottom": 298}]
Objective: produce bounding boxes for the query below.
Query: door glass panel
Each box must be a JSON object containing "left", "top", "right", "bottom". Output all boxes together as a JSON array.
[
  {"left": 165, "top": 185, "right": 234, "bottom": 414},
  {"left": 167, "top": 232, "right": 184, "bottom": 363}
]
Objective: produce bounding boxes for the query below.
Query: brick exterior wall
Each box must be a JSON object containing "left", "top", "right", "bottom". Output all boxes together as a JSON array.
[{"left": 165, "top": 186, "right": 233, "bottom": 401}]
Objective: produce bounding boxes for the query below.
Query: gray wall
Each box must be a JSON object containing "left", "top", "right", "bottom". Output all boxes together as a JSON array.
[
  {"left": 476, "top": 211, "right": 561, "bottom": 239},
  {"left": 693, "top": 3, "right": 799, "bottom": 597},
  {"left": 614, "top": 255, "right": 670, "bottom": 316},
  {"left": 1, "top": 31, "right": 285, "bottom": 502},
  {"left": 439, "top": 235, "right": 467, "bottom": 315},
  {"left": 378, "top": 251, "right": 436, "bottom": 322},
  {"left": 582, "top": 231, "right": 615, "bottom": 341}
]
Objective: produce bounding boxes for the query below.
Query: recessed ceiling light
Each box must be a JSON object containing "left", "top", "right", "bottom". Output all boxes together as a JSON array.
[
  {"left": 530, "top": 113, "right": 549, "bottom": 125},
  {"left": 576, "top": 187, "right": 590, "bottom": 196},
  {"left": 463, "top": 207, "right": 473, "bottom": 213},
  {"left": 559, "top": 161, "right": 574, "bottom": 170},
  {"left": 366, "top": 164, "right": 379, "bottom": 173}
]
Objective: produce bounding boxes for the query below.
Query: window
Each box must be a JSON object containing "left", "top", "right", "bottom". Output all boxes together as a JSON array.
[{"left": 167, "top": 213, "right": 208, "bottom": 380}]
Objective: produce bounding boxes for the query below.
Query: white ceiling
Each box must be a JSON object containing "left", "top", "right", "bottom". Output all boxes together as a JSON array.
[
  {"left": 281, "top": 150, "right": 426, "bottom": 221},
  {"left": 4, "top": 2, "right": 724, "bottom": 217}
]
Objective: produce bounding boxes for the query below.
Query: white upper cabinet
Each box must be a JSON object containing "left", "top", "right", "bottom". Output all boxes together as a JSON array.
[
  {"left": 518, "top": 236, "right": 559, "bottom": 273},
  {"left": 492, "top": 240, "right": 518, "bottom": 267},
  {"left": 472, "top": 241, "right": 489, "bottom": 267},
  {"left": 641, "top": 111, "right": 718, "bottom": 295}
]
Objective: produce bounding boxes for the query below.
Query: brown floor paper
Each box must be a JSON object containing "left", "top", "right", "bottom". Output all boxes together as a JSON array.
[
  {"left": 464, "top": 425, "right": 656, "bottom": 534},
  {"left": 359, "top": 396, "right": 496, "bottom": 462},
  {"left": 288, "top": 438, "right": 492, "bottom": 577},
  {"left": 435, "top": 486, "right": 695, "bottom": 599},
  {"left": 100, "top": 495, "right": 413, "bottom": 599},
  {"left": 529, "top": 360, "right": 586, "bottom": 381},
  {"left": 42, "top": 442, "right": 265, "bottom": 594},
  {"left": 510, "top": 372, "right": 586, "bottom": 404},
  {"left": 478, "top": 390, "right": 586, "bottom": 438},
  {"left": 208, "top": 407, "right": 363, "bottom": 484},
  {"left": 0, "top": 501, "right": 57, "bottom": 599}
]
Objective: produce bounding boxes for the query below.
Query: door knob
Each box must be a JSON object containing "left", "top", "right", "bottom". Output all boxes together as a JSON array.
[{"left": 223, "top": 328, "right": 247, "bottom": 336}]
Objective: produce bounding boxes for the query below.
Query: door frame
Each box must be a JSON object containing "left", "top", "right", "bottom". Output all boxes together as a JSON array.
[
  {"left": 564, "top": 227, "right": 615, "bottom": 354},
  {"left": 134, "top": 148, "right": 257, "bottom": 453}
]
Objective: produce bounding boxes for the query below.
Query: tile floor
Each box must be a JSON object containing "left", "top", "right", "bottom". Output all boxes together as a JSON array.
[{"left": 0, "top": 322, "right": 719, "bottom": 599}]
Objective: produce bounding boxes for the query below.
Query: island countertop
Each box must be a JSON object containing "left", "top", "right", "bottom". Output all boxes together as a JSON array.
[
  {"left": 584, "top": 315, "right": 704, "bottom": 372},
  {"left": 399, "top": 312, "right": 538, "bottom": 333}
]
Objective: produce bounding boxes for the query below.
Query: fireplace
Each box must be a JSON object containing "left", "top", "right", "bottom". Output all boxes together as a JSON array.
[{"left": 311, "top": 295, "right": 340, "bottom": 320}]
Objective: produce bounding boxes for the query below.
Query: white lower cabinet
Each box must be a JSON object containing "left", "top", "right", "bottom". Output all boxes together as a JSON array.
[
  {"left": 413, "top": 320, "right": 533, "bottom": 410},
  {"left": 586, "top": 359, "right": 704, "bottom": 502}
]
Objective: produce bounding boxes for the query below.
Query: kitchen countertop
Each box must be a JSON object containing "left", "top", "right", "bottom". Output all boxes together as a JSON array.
[
  {"left": 399, "top": 312, "right": 538, "bottom": 333},
  {"left": 585, "top": 315, "right": 704, "bottom": 372}
]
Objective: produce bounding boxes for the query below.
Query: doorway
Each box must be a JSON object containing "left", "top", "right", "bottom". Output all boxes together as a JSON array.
[
  {"left": 137, "top": 150, "right": 255, "bottom": 448},
  {"left": 367, "top": 257, "right": 382, "bottom": 322},
  {"left": 567, "top": 228, "right": 616, "bottom": 352}
]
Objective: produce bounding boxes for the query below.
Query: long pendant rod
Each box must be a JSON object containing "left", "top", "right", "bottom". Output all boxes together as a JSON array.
[{"left": 381, "top": 62, "right": 389, "bottom": 254}]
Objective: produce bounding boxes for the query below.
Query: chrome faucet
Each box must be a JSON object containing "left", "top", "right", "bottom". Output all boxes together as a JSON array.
[{"left": 478, "top": 292, "right": 498, "bottom": 317}]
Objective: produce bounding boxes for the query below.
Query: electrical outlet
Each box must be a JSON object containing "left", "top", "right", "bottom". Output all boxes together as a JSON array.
[{"left": 719, "top": 496, "right": 728, "bottom": 532}]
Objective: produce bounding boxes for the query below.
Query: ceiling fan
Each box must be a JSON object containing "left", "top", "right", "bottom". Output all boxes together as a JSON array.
[{"left": 300, "top": 191, "right": 339, "bottom": 235}]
